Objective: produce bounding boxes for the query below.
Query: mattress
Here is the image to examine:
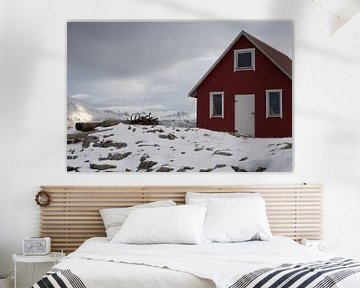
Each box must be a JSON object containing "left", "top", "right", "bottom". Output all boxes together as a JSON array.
[{"left": 35, "top": 236, "right": 360, "bottom": 288}]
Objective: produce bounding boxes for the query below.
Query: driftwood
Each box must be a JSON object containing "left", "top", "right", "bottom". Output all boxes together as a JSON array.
[
  {"left": 74, "top": 114, "right": 159, "bottom": 132},
  {"left": 127, "top": 113, "right": 159, "bottom": 126}
]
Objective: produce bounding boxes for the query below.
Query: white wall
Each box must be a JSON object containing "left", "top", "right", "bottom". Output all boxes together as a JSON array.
[{"left": 1, "top": 0, "right": 360, "bottom": 286}]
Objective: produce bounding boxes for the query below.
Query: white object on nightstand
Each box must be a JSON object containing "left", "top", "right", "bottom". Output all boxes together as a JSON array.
[
  {"left": 301, "top": 239, "right": 328, "bottom": 252},
  {"left": 12, "top": 252, "right": 65, "bottom": 288},
  {"left": 22, "top": 237, "right": 51, "bottom": 255}
]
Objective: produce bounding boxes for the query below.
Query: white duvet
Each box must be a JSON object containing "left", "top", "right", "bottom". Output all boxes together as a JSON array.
[{"left": 54, "top": 237, "right": 360, "bottom": 288}]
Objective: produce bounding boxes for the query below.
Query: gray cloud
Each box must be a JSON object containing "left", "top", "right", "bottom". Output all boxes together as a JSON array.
[{"left": 67, "top": 21, "right": 292, "bottom": 112}]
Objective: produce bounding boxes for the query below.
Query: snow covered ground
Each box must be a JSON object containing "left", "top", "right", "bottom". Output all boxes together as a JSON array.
[{"left": 67, "top": 123, "right": 292, "bottom": 172}]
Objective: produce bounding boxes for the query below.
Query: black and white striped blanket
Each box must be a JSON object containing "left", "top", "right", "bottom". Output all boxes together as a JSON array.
[
  {"left": 32, "top": 258, "right": 360, "bottom": 288},
  {"left": 32, "top": 268, "right": 86, "bottom": 288},
  {"left": 229, "top": 258, "right": 360, "bottom": 288}
]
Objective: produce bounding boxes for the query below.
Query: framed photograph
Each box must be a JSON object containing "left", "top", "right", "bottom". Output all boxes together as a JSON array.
[{"left": 67, "top": 21, "right": 293, "bottom": 172}]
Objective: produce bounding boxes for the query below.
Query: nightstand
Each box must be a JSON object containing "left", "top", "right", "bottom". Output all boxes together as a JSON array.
[
  {"left": 301, "top": 239, "right": 328, "bottom": 252},
  {"left": 12, "top": 252, "right": 65, "bottom": 288}
]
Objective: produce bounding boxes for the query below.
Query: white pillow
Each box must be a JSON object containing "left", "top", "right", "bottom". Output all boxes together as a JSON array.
[
  {"left": 100, "top": 200, "right": 176, "bottom": 240},
  {"left": 111, "top": 205, "right": 207, "bottom": 244},
  {"left": 202, "top": 197, "right": 272, "bottom": 243},
  {"left": 186, "top": 192, "right": 259, "bottom": 204}
]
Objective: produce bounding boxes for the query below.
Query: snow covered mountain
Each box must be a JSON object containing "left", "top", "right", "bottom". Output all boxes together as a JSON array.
[
  {"left": 67, "top": 99, "right": 124, "bottom": 127},
  {"left": 67, "top": 99, "right": 196, "bottom": 128}
]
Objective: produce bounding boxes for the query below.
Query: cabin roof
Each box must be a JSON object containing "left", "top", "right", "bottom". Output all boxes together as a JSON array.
[{"left": 188, "top": 31, "right": 292, "bottom": 98}]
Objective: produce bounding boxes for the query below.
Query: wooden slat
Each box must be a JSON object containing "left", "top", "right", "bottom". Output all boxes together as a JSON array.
[{"left": 39, "top": 184, "right": 323, "bottom": 253}]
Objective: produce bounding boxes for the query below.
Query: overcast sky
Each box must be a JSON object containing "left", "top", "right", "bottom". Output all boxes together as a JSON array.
[{"left": 67, "top": 21, "right": 293, "bottom": 112}]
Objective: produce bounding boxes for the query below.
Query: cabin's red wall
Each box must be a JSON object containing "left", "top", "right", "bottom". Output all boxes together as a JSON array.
[{"left": 196, "top": 36, "right": 292, "bottom": 138}]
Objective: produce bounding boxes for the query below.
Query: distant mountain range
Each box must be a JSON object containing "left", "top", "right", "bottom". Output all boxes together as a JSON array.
[{"left": 67, "top": 99, "right": 196, "bottom": 128}]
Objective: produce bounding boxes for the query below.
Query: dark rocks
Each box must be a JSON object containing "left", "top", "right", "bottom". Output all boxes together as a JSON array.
[
  {"left": 82, "top": 136, "right": 100, "bottom": 148},
  {"left": 75, "top": 122, "right": 99, "bottom": 132},
  {"left": 75, "top": 120, "right": 122, "bottom": 132},
  {"left": 93, "top": 140, "right": 127, "bottom": 149},
  {"left": 199, "top": 168, "right": 213, "bottom": 172},
  {"left": 90, "top": 164, "right": 117, "bottom": 170},
  {"left": 67, "top": 136, "right": 82, "bottom": 145},
  {"left": 213, "top": 150, "right": 233, "bottom": 156},
  {"left": 99, "top": 152, "right": 131, "bottom": 161},
  {"left": 214, "top": 164, "right": 226, "bottom": 169},
  {"left": 108, "top": 152, "right": 131, "bottom": 160},
  {"left": 156, "top": 165, "right": 174, "bottom": 172},
  {"left": 280, "top": 142, "right": 292, "bottom": 150},
  {"left": 159, "top": 133, "right": 176, "bottom": 140},
  {"left": 67, "top": 132, "right": 94, "bottom": 145},
  {"left": 194, "top": 147, "right": 204, "bottom": 151},
  {"left": 169, "top": 133, "right": 176, "bottom": 140},
  {"left": 256, "top": 167, "right": 267, "bottom": 172},
  {"left": 67, "top": 155, "right": 78, "bottom": 160},
  {"left": 231, "top": 166, "right": 248, "bottom": 172},
  {"left": 101, "top": 119, "right": 122, "bottom": 127},
  {"left": 93, "top": 140, "right": 113, "bottom": 148},
  {"left": 140, "top": 154, "right": 150, "bottom": 162},
  {"left": 103, "top": 134, "right": 114, "bottom": 138},
  {"left": 239, "top": 157, "right": 248, "bottom": 161},
  {"left": 138, "top": 160, "right": 157, "bottom": 171},
  {"left": 67, "top": 166, "right": 79, "bottom": 172},
  {"left": 135, "top": 141, "right": 143, "bottom": 144},
  {"left": 113, "top": 142, "right": 127, "bottom": 149},
  {"left": 138, "top": 144, "right": 160, "bottom": 147},
  {"left": 146, "top": 128, "right": 164, "bottom": 133},
  {"left": 177, "top": 166, "right": 194, "bottom": 172}
]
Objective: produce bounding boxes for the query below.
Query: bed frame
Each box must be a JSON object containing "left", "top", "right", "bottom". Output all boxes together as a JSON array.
[{"left": 39, "top": 184, "right": 323, "bottom": 253}]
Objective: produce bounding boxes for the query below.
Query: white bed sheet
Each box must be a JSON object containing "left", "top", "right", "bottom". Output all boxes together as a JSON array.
[{"left": 54, "top": 236, "right": 360, "bottom": 288}]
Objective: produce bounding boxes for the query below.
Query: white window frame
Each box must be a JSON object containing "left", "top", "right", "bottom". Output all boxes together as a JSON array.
[
  {"left": 234, "top": 48, "right": 255, "bottom": 71},
  {"left": 209, "top": 91, "right": 224, "bottom": 118},
  {"left": 266, "top": 89, "right": 283, "bottom": 118}
]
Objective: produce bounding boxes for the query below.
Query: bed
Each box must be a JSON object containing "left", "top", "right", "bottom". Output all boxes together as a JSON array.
[
  {"left": 33, "top": 236, "right": 360, "bottom": 288},
  {"left": 33, "top": 185, "right": 360, "bottom": 288}
]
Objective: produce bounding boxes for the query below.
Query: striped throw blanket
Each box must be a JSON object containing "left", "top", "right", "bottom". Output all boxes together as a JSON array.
[
  {"left": 32, "top": 258, "right": 360, "bottom": 288},
  {"left": 230, "top": 258, "right": 360, "bottom": 288},
  {"left": 32, "top": 268, "right": 86, "bottom": 288}
]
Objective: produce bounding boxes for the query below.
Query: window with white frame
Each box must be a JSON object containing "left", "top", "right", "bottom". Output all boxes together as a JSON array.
[
  {"left": 209, "top": 92, "right": 224, "bottom": 118},
  {"left": 266, "top": 90, "right": 283, "bottom": 118},
  {"left": 234, "top": 48, "right": 255, "bottom": 71}
]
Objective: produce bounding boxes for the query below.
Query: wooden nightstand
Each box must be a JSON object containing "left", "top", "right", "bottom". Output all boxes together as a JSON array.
[{"left": 12, "top": 252, "right": 65, "bottom": 288}]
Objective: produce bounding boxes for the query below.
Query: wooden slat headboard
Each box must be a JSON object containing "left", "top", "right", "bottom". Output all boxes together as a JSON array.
[{"left": 39, "top": 185, "right": 323, "bottom": 253}]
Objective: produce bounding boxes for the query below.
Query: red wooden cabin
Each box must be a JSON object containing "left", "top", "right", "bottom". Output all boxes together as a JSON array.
[{"left": 188, "top": 31, "right": 292, "bottom": 138}]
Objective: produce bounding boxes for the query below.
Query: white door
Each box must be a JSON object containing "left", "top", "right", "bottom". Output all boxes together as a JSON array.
[{"left": 235, "top": 94, "right": 255, "bottom": 137}]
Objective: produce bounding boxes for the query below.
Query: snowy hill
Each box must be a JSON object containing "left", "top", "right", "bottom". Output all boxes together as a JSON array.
[
  {"left": 67, "top": 99, "right": 124, "bottom": 127},
  {"left": 67, "top": 123, "right": 292, "bottom": 172}
]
